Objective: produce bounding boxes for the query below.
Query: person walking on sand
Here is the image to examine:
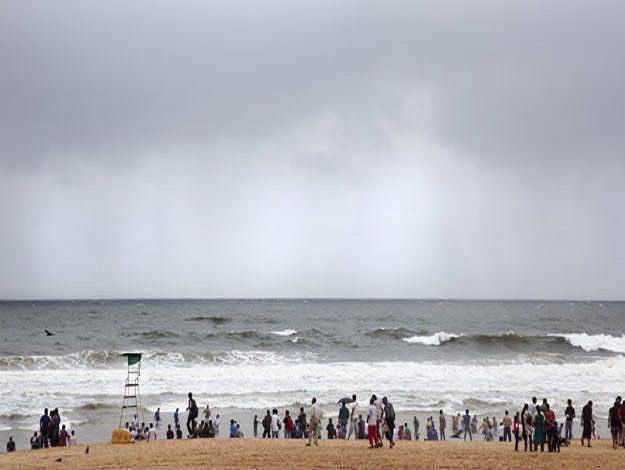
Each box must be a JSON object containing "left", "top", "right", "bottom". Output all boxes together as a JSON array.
[
  {"left": 463, "top": 410, "right": 472, "bottom": 441},
  {"left": 581, "top": 400, "right": 593, "bottom": 447},
  {"left": 439, "top": 410, "right": 446, "bottom": 441},
  {"left": 306, "top": 397, "right": 322, "bottom": 446},
  {"left": 186, "top": 392, "right": 199, "bottom": 436},
  {"left": 348, "top": 395, "right": 359, "bottom": 440}
]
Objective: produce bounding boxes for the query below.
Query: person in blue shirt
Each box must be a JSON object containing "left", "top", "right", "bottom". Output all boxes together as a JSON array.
[
  {"left": 39, "top": 408, "right": 50, "bottom": 448},
  {"left": 463, "top": 410, "right": 472, "bottom": 441},
  {"left": 230, "top": 419, "right": 238, "bottom": 438}
]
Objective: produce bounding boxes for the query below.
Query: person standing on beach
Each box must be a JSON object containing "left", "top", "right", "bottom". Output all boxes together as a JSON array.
[
  {"left": 367, "top": 397, "right": 380, "bottom": 448},
  {"left": 521, "top": 404, "right": 531, "bottom": 451},
  {"left": 166, "top": 424, "right": 174, "bottom": 439},
  {"left": 463, "top": 410, "right": 472, "bottom": 441},
  {"left": 413, "top": 416, "right": 419, "bottom": 440},
  {"left": 581, "top": 400, "right": 593, "bottom": 447},
  {"left": 298, "top": 407, "right": 307, "bottom": 439},
  {"left": 372, "top": 395, "right": 384, "bottom": 447},
  {"left": 564, "top": 399, "right": 575, "bottom": 444},
  {"left": 543, "top": 404, "right": 556, "bottom": 452},
  {"left": 338, "top": 401, "right": 349, "bottom": 438},
  {"left": 253, "top": 414, "right": 259, "bottom": 438},
  {"left": 533, "top": 407, "right": 545, "bottom": 452},
  {"left": 174, "top": 408, "right": 180, "bottom": 429},
  {"left": 154, "top": 408, "right": 161, "bottom": 428},
  {"left": 186, "top": 392, "right": 199, "bottom": 436},
  {"left": 213, "top": 414, "right": 221, "bottom": 437},
  {"left": 439, "top": 410, "right": 446, "bottom": 440},
  {"left": 513, "top": 412, "right": 521, "bottom": 451},
  {"left": 348, "top": 395, "right": 359, "bottom": 439},
  {"left": 609, "top": 397, "right": 622, "bottom": 449},
  {"left": 283, "top": 410, "right": 293, "bottom": 438},
  {"left": 306, "top": 397, "right": 322, "bottom": 446},
  {"left": 271, "top": 409, "right": 281, "bottom": 439},
  {"left": 262, "top": 410, "right": 271, "bottom": 438},
  {"left": 203, "top": 404, "right": 211, "bottom": 422},
  {"left": 6, "top": 437, "right": 15, "bottom": 452},
  {"left": 382, "top": 397, "right": 396, "bottom": 448},
  {"left": 404, "top": 423, "right": 412, "bottom": 440},
  {"left": 39, "top": 408, "right": 50, "bottom": 448},
  {"left": 528, "top": 397, "right": 538, "bottom": 419},
  {"left": 503, "top": 411, "right": 512, "bottom": 442}
]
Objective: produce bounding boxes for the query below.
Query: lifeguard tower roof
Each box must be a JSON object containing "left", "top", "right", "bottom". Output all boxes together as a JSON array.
[{"left": 120, "top": 352, "right": 142, "bottom": 365}]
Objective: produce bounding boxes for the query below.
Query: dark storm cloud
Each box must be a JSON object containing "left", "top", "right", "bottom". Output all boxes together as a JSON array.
[
  {"left": 1, "top": 0, "right": 624, "bottom": 299},
  {"left": 2, "top": 0, "right": 624, "bottom": 168}
]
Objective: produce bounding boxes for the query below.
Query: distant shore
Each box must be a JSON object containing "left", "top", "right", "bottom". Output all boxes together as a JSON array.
[{"left": 1, "top": 438, "right": 623, "bottom": 469}]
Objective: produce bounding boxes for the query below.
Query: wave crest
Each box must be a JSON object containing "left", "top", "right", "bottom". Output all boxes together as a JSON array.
[
  {"left": 554, "top": 333, "right": 625, "bottom": 353},
  {"left": 402, "top": 332, "right": 461, "bottom": 345}
]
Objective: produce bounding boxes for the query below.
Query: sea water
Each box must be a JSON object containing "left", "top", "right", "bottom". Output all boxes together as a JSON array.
[{"left": 1, "top": 299, "right": 623, "bottom": 443}]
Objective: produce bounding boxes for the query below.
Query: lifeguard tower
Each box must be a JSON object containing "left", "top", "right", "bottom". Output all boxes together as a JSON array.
[{"left": 119, "top": 352, "right": 143, "bottom": 428}]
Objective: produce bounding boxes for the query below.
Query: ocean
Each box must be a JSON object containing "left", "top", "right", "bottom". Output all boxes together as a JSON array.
[{"left": 1, "top": 299, "right": 623, "bottom": 444}]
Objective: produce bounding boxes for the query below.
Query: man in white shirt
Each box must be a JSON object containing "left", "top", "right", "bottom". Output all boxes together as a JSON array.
[
  {"left": 306, "top": 397, "right": 322, "bottom": 446},
  {"left": 147, "top": 423, "right": 157, "bottom": 441},
  {"left": 271, "top": 409, "right": 281, "bottom": 439},
  {"left": 372, "top": 394, "right": 384, "bottom": 447},
  {"left": 367, "top": 398, "right": 380, "bottom": 448},
  {"left": 529, "top": 397, "right": 538, "bottom": 418},
  {"left": 213, "top": 414, "right": 220, "bottom": 437},
  {"left": 348, "top": 395, "right": 359, "bottom": 440}
]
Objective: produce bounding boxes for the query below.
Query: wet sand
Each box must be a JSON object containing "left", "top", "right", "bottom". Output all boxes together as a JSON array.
[{"left": 1, "top": 438, "right": 623, "bottom": 469}]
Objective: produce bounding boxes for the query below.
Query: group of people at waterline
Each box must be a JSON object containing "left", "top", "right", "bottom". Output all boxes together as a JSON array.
[
  {"left": 9, "top": 394, "right": 625, "bottom": 452},
  {"left": 119, "top": 393, "right": 621, "bottom": 453}
]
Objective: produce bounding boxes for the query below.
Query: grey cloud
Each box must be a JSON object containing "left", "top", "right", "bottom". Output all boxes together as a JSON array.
[{"left": 1, "top": 0, "right": 624, "bottom": 299}]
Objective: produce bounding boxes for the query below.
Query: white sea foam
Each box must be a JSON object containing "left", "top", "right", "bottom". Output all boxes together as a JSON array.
[
  {"left": 402, "top": 331, "right": 461, "bottom": 345},
  {"left": 3, "top": 355, "right": 625, "bottom": 421},
  {"left": 270, "top": 329, "right": 297, "bottom": 336},
  {"left": 554, "top": 333, "right": 625, "bottom": 353}
]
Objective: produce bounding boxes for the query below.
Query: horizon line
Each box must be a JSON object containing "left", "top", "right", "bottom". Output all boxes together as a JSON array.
[{"left": 0, "top": 296, "right": 622, "bottom": 303}]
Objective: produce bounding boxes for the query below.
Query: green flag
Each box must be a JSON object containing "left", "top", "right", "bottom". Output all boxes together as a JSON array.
[{"left": 122, "top": 353, "right": 142, "bottom": 366}]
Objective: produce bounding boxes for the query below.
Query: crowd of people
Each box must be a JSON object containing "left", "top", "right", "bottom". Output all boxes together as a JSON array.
[
  {"left": 8, "top": 393, "right": 625, "bottom": 452},
  {"left": 28, "top": 407, "right": 77, "bottom": 450}
]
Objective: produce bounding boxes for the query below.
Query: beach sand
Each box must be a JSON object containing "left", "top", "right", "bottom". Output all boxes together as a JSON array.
[{"left": 1, "top": 438, "right": 623, "bottom": 469}]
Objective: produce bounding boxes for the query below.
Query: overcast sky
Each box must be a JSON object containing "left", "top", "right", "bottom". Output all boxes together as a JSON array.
[{"left": 1, "top": 0, "right": 624, "bottom": 300}]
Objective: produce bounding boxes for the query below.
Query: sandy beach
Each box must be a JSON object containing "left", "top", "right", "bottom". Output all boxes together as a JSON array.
[{"left": 2, "top": 438, "right": 623, "bottom": 469}]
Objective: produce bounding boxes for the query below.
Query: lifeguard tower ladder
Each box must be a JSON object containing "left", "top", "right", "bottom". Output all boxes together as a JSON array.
[{"left": 119, "top": 352, "right": 143, "bottom": 428}]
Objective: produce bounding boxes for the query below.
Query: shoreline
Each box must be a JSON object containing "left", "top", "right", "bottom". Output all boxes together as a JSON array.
[{"left": 2, "top": 438, "right": 623, "bottom": 469}]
